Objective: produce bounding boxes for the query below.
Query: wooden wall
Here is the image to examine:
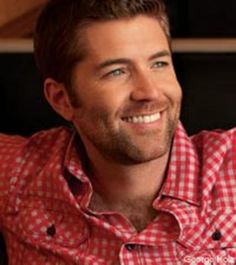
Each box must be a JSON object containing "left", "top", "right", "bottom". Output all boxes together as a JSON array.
[{"left": 0, "top": 0, "right": 47, "bottom": 37}]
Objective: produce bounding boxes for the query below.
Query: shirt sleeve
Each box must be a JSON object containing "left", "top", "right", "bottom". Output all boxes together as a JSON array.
[
  {"left": 230, "top": 128, "right": 236, "bottom": 173},
  {"left": 0, "top": 133, "right": 26, "bottom": 226}
]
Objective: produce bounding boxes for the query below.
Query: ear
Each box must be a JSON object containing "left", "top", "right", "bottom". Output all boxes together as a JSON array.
[{"left": 44, "top": 78, "right": 74, "bottom": 121}]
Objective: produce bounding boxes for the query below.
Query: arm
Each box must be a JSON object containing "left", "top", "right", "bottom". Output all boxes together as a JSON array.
[{"left": 0, "top": 134, "right": 26, "bottom": 226}]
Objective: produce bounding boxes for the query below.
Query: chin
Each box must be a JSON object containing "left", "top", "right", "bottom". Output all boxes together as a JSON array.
[{"left": 114, "top": 143, "right": 170, "bottom": 165}]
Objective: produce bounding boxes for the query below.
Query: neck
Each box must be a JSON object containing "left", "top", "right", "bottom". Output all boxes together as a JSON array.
[
  {"left": 86, "top": 150, "right": 170, "bottom": 231},
  {"left": 87, "top": 150, "right": 170, "bottom": 207}
]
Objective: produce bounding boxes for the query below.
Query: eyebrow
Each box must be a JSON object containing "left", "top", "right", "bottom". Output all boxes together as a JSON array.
[
  {"left": 149, "top": 50, "right": 171, "bottom": 60},
  {"left": 95, "top": 58, "right": 131, "bottom": 71},
  {"left": 95, "top": 50, "right": 171, "bottom": 71}
]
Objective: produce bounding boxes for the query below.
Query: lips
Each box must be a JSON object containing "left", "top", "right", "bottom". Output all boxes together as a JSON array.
[{"left": 122, "top": 112, "right": 161, "bottom": 124}]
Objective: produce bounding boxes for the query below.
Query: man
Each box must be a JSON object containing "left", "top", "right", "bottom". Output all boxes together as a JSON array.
[{"left": 0, "top": 0, "right": 236, "bottom": 264}]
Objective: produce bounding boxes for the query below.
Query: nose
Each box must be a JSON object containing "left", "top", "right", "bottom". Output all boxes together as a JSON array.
[{"left": 130, "top": 71, "right": 161, "bottom": 102}]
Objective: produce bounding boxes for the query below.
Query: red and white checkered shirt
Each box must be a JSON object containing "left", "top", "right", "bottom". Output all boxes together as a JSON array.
[{"left": 1, "top": 122, "right": 236, "bottom": 265}]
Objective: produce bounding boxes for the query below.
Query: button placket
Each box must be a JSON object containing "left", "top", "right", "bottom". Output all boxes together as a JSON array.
[
  {"left": 125, "top": 244, "right": 136, "bottom": 251},
  {"left": 211, "top": 230, "right": 222, "bottom": 241},
  {"left": 47, "top": 224, "right": 56, "bottom": 237}
]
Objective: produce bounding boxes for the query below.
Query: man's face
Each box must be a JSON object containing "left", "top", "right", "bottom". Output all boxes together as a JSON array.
[{"left": 70, "top": 15, "right": 182, "bottom": 164}]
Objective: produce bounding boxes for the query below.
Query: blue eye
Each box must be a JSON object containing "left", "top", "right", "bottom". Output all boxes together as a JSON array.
[
  {"left": 153, "top": 61, "right": 168, "bottom": 69},
  {"left": 108, "top": 69, "right": 124, "bottom": 77},
  {"left": 101, "top": 67, "right": 128, "bottom": 80}
]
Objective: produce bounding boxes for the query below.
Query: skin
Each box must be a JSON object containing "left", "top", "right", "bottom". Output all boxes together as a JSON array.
[{"left": 44, "top": 15, "right": 182, "bottom": 231}]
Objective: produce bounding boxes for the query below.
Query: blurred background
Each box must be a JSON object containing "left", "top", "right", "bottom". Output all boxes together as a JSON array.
[{"left": 0, "top": 0, "right": 236, "bottom": 137}]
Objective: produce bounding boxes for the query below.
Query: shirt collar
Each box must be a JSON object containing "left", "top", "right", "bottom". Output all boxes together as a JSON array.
[
  {"left": 64, "top": 131, "right": 93, "bottom": 208},
  {"left": 64, "top": 122, "right": 200, "bottom": 207},
  {"left": 161, "top": 122, "right": 200, "bottom": 206}
]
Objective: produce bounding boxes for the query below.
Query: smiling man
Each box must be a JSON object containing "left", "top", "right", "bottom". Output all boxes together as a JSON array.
[{"left": 1, "top": 0, "right": 236, "bottom": 264}]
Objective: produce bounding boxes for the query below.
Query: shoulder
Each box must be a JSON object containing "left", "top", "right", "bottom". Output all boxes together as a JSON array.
[
  {"left": 0, "top": 126, "right": 75, "bottom": 173},
  {"left": 191, "top": 127, "right": 236, "bottom": 207},
  {"left": 0, "top": 127, "right": 73, "bottom": 218},
  {"left": 191, "top": 127, "right": 236, "bottom": 156},
  {"left": 22, "top": 126, "right": 73, "bottom": 152},
  {"left": 0, "top": 133, "right": 26, "bottom": 156},
  {"left": 0, "top": 126, "right": 72, "bottom": 158}
]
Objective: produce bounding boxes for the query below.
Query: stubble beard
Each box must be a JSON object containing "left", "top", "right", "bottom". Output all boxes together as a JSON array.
[{"left": 80, "top": 109, "right": 179, "bottom": 166}]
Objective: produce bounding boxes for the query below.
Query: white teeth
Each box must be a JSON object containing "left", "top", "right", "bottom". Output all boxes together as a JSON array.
[{"left": 123, "top": 112, "right": 161, "bottom": 124}]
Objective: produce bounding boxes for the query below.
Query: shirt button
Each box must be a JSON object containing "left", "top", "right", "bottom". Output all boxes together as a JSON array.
[
  {"left": 125, "top": 244, "right": 136, "bottom": 251},
  {"left": 47, "top": 224, "right": 56, "bottom": 237},
  {"left": 212, "top": 230, "right": 222, "bottom": 241}
]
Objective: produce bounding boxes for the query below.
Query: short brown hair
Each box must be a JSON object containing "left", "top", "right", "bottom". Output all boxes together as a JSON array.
[{"left": 34, "top": 0, "right": 170, "bottom": 90}]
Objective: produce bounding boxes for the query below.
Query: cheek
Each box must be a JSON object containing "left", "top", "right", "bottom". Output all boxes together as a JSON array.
[
  {"left": 166, "top": 75, "right": 182, "bottom": 101},
  {"left": 163, "top": 80, "right": 182, "bottom": 105},
  {"left": 176, "top": 83, "right": 183, "bottom": 103},
  {"left": 173, "top": 85, "right": 182, "bottom": 104},
  {"left": 83, "top": 92, "right": 126, "bottom": 119},
  {"left": 72, "top": 101, "right": 114, "bottom": 129}
]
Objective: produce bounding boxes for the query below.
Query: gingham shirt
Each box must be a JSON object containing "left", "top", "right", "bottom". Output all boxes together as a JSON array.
[{"left": 1, "top": 122, "right": 236, "bottom": 265}]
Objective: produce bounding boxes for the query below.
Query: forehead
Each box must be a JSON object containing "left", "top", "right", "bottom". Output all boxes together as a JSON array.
[{"left": 79, "top": 15, "right": 170, "bottom": 61}]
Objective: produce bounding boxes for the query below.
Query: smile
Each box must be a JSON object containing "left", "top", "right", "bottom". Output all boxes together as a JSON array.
[{"left": 122, "top": 112, "right": 161, "bottom": 124}]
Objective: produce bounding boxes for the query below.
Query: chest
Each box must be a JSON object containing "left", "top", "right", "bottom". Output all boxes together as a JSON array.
[
  {"left": 3, "top": 196, "right": 236, "bottom": 265},
  {"left": 89, "top": 193, "right": 158, "bottom": 232}
]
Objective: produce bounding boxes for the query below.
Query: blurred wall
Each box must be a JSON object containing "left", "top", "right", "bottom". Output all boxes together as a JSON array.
[{"left": 0, "top": 0, "right": 46, "bottom": 27}]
